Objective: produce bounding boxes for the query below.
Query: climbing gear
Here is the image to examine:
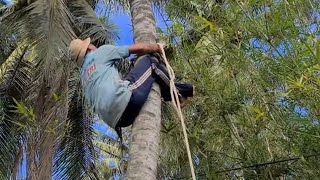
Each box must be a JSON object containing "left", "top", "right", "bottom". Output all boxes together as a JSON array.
[
  {"left": 157, "top": 43, "right": 197, "bottom": 180},
  {"left": 69, "top": 38, "right": 91, "bottom": 63}
]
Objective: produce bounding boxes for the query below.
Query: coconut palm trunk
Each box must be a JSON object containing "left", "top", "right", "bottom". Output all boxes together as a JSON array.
[{"left": 126, "top": 0, "right": 162, "bottom": 179}]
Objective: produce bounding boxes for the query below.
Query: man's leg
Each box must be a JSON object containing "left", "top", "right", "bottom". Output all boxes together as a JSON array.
[
  {"left": 116, "top": 55, "right": 156, "bottom": 128},
  {"left": 116, "top": 55, "right": 194, "bottom": 128},
  {"left": 148, "top": 55, "right": 194, "bottom": 101}
]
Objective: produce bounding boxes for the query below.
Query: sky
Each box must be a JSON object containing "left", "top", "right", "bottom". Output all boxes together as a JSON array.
[
  {"left": 107, "top": 8, "right": 172, "bottom": 46},
  {"left": 2, "top": 0, "right": 10, "bottom": 5},
  {"left": 110, "top": 13, "right": 134, "bottom": 46}
]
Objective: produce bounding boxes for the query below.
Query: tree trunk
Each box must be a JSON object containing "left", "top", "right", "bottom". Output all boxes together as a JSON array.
[
  {"left": 38, "top": 132, "right": 55, "bottom": 180},
  {"left": 27, "top": 138, "right": 38, "bottom": 180},
  {"left": 127, "top": 0, "right": 161, "bottom": 179}
]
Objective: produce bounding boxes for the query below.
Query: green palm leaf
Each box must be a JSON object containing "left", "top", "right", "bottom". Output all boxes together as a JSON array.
[
  {"left": 69, "top": 0, "right": 118, "bottom": 46},
  {"left": 53, "top": 89, "right": 98, "bottom": 180},
  {"left": 0, "top": 44, "right": 30, "bottom": 179}
]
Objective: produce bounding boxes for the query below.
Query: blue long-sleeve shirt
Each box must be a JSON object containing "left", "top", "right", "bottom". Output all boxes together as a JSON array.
[{"left": 80, "top": 45, "right": 132, "bottom": 128}]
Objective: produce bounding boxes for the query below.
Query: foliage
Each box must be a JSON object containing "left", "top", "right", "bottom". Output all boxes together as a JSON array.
[
  {"left": 0, "top": 0, "right": 118, "bottom": 179},
  {"left": 94, "top": 126, "right": 124, "bottom": 179},
  {"left": 158, "top": 0, "right": 320, "bottom": 179}
]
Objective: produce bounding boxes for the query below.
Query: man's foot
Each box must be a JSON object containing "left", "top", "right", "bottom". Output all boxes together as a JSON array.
[
  {"left": 179, "top": 96, "right": 188, "bottom": 108},
  {"left": 178, "top": 85, "right": 195, "bottom": 108}
]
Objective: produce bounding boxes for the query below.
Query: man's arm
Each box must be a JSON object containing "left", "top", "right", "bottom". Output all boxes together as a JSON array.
[{"left": 128, "top": 43, "right": 161, "bottom": 56}]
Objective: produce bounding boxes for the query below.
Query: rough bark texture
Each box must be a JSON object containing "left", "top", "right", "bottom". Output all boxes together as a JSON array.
[
  {"left": 127, "top": 0, "right": 162, "bottom": 179},
  {"left": 129, "top": 0, "right": 157, "bottom": 44},
  {"left": 27, "top": 138, "right": 38, "bottom": 180},
  {"left": 38, "top": 133, "right": 55, "bottom": 180}
]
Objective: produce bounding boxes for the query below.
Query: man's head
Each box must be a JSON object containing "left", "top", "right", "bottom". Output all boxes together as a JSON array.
[{"left": 69, "top": 38, "right": 97, "bottom": 65}]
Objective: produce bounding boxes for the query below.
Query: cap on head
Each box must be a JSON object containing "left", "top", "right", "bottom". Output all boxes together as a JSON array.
[{"left": 69, "top": 38, "right": 91, "bottom": 64}]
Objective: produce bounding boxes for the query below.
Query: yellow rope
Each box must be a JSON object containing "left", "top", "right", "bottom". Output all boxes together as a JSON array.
[{"left": 157, "top": 44, "right": 196, "bottom": 180}]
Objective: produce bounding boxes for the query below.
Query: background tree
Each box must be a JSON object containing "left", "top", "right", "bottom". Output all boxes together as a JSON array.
[{"left": 157, "top": 0, "right": 320, "bottom": 179}]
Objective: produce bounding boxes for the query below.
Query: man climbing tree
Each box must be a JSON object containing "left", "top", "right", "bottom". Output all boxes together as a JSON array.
[
  {"left": 126, "top": 0, "right": 162, "bottom": 178},
  {"left": 68, "top": 38, "right": 194, "bottom": 136}
]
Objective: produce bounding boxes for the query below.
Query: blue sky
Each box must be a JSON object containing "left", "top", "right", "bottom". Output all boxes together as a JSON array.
[
  {"left": 109, "top": 9, "right": 172, "bottom": 46},
  {"left": 110, "top": 13, "right": 134, "bottom": 46},
  {"left": 2, "top": 0, "right": 11, "bottom": 5}
]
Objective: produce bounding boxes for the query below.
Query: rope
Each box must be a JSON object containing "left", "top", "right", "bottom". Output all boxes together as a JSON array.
[{"left": 157, "top": 43, "right": 197, "bottom": 180}]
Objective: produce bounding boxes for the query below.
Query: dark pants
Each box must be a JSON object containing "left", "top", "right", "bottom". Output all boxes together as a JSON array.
[{"left": 116, "top": 55, "right": 193, "bottom": 128}]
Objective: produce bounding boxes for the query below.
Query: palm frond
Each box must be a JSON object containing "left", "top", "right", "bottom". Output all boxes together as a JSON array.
[
  {"left": 2, "top": 1, "right": 79, "bottom": 178},
  {"left": 0, "top": 100, "right": 20, "bottom": 179},
  {"left": 0, "top": 78, "right": 26, "bottom": 179},
  {"left": 97, "top": 0, "right": 168, "bottom": 13},
  {"left": 99, "top": 0, "right": 129, "bottom": 13},
  {"left": 0, "top": 44, "right": 31, "bottom": 99},
  {"left": 0, "top": 0, "right": 8, "bottom": 19},
  {"left": 69, "top": 0, "right": 118, "bottom": 46},
  {"left": 0, "top": 35, "right": 31, "bottom": 180},
  {"left": 3, "top": 0, "right": 75, "bottom": 69},
  {"left": 85, "top": 0, "right": 98, "bottom": 8},
  {"left": 2, "top": 0, "right": 75, "bottom": 129},
  {"left": 0, "top": 22, "right": 16, "bottom": 65},
  {"left": 114, "top": 58, "right": 132, "bottom": 77},
  {"left": 53, "top": 89, "right": 98, "bottom": 180}
]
